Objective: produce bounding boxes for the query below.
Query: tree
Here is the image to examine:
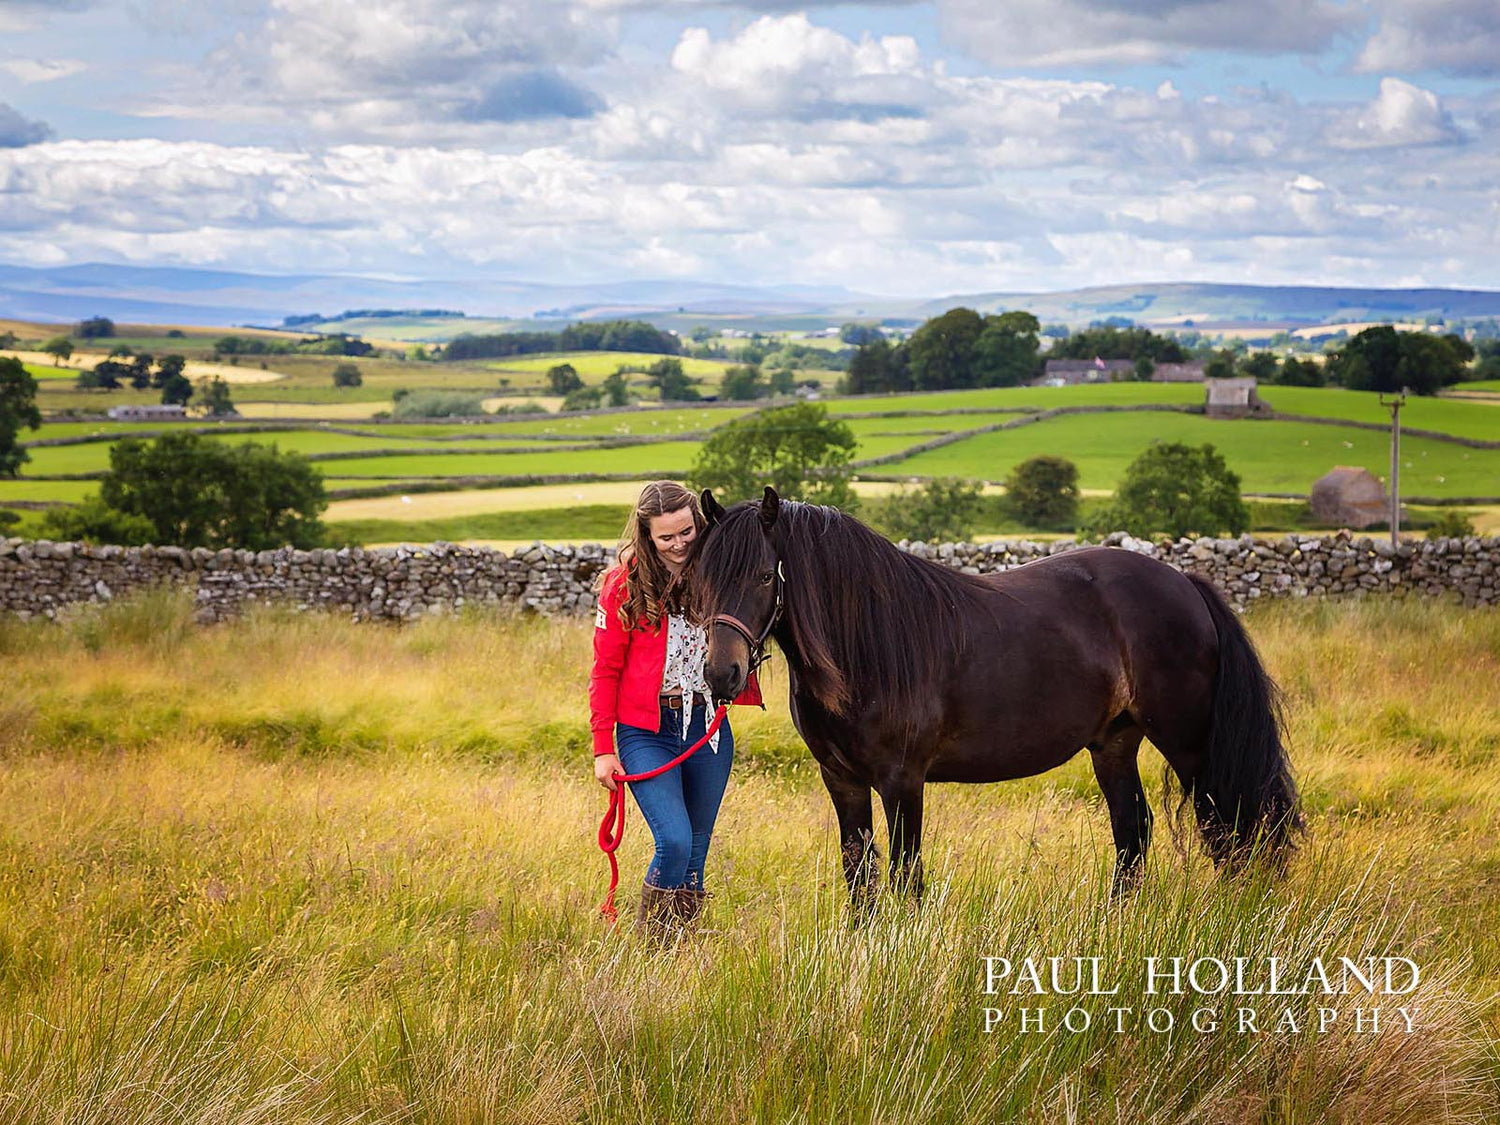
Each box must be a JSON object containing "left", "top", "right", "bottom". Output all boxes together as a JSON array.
[
  {"left": 1132, "top": 356, "right": 1156, "bottom": 382},
  {"left": 41, "top": 337, "right": 73, "bottom": 365},
  {"left": 331, "top": 362, "right": 363, "bottom": 388},
  {"left": 128, "top": 352, "right": 154, "bottom": 390},
  {"left": 646, "top": 358, "right": 699, "bottom": 401},
  {"left": 973, "top": 312, "right": 1041, "bottom": 387},
  {"left": 77, "top": 359, "right": 129, "bottom": 390},
  {"left": 872, "top": 478, "right": 984, "bottom": 542},
  {"left": 546, "top": 363, "right": 583, "bottom": 395},
  {"left": 1051, "top": 326, "right": 1187, "bottom": 363},
  {"left": 0, "top": 356, "right": 42, "bottom": 477},
  {"left": 840, "top": 323, "right": 883, "bottom": 346},
  {"left": 155, "top": 354, "right": 186, "bottom": 386},
  {"left": 100, "top": 433, "right": 327, "bottom": 549},
  {"left": 159, "top": 368, "right": 193, "bottom": 406},
  {"left": 768, "top": 367, "right": 797, "bottom": 395},
  {"left": 76, "top": 316, "right": 116, "bottom": 339},
  {"left": 845, "top": 337, "right": 910, "bottom": 394},
  {"left": 1239, "top": 352, "right": 1278, "bottom": 382},
  {"left": 719, "top": 364, "right": 766, "bottom": 401},
  {"left": 41, "top": 495, "right": 154, "bottom": 545},
  {"left": 1321, "top": 326, "right": 1470, "bottom": 394},
  {"left": 1397, "top": 332, "right": 1473, "bottom": 395},
  {"left": 908, "top": 307, "right": 985, "bottom": 390},
  {"left": 562, "top": 385, "right": 603, "bottom": 411},
  {"left": 602, "top": 369, "right": 630, "bottom": 407},
  {"left": 1203, "top": 349, "right": 1238, "bottom": 380},
  {"left": 1274, "top": 356, "right": 1324, "bottom": 387},
  {"left": 199, "top": 376, "right": 236, "bottom": 416},
  {"left": 1089, "top": 442, "right": 1248, "bottom": 540},
  {"left": 690, "top": 402, "right": 858, "bottom": 508},
  {"left": 1004, "top": 455, "right": 1079, "bottom": 529}
]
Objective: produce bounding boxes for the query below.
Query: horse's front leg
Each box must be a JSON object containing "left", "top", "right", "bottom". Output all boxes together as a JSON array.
[
  {"left": 818, "top": 760, "right": 879, "bottom": 919},
  {"left": 880, "top": 774, "right": 925, "bottom": 904}
]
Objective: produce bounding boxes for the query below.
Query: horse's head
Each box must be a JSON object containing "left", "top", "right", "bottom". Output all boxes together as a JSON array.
[{"left": 692, "top": 486, "right": 783, "bottom": 702}]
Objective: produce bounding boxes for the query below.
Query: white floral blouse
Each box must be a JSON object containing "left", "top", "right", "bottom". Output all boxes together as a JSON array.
[{"left": 663, "top": 612, "right": 721, "bottom": 753}]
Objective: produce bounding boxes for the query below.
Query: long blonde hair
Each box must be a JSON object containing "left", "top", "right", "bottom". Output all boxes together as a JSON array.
[{"left": 606, "top": 480, "right": 705, "bottom": 630}]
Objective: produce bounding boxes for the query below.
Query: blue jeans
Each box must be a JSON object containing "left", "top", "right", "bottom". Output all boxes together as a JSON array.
[{"left": 615, "top": 702, "right": 734, "bottom": 891}]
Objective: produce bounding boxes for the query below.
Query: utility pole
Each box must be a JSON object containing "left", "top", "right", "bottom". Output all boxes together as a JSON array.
[{"left": 1380, "top": 389, "right": 1407, "bottom": 547}]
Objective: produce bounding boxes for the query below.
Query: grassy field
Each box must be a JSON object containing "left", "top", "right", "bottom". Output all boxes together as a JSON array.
[
  {"left": 0, "top": 595, "right": 1495, "bottom": 1121},
  {"left": 20, "top": 362, "right": 75, "bottom": 381},
  {"left": 888, "top": 413, "right": 1500, "bottom": 498},
  {"left": 11, "top": 383, "right": 1500, "bottom": 536}
]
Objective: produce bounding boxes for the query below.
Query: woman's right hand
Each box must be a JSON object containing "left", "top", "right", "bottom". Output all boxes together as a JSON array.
[{"left": 595, "top": 753, "right": 623, "bottom": 792}]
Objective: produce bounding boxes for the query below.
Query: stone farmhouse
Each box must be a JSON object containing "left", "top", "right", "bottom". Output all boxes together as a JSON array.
[{"left": 1036, "top": 359, "right": 1206, "bottom": 386}]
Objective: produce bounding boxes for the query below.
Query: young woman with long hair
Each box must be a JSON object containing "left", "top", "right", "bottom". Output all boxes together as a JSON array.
[{"left": 590, "top": 480, "right": 762, "bottom": 940}]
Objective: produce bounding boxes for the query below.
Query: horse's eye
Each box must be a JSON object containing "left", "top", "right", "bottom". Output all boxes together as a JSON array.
[{"left": 760, "top": 570, "right": 775, "bottom": 585}]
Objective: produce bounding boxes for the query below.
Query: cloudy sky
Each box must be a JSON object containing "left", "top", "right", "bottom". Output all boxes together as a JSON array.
[{"left": 0, "top": 0, "right": 1496, "bottom": 297}]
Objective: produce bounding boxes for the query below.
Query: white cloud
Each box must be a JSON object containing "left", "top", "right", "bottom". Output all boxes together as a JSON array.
[
  {"left": 1327, "top": 78, "right": 1461, "bottom": 149},
  {"left": 170, "top": 0, "right": 613, "bottom": 136},
  {"left": 670, "top": 15, "right": 930, "bottom": 120},
  {"left": 4, "top": 9, "right": 1500, "bottom": 294},
  {"left": 0, "top": 59, "right": 88, "bottom": 84},
  {"left": 1357, "top": 0, "right": 1500, "bottom": 77}
]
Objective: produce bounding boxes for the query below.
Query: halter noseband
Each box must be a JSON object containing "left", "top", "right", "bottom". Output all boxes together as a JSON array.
[{"left": 711, "top": 560, "right": 785, "bottom": 682}]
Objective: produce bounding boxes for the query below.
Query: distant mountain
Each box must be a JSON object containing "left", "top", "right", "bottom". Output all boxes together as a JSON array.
[
  {"left": 1, "top": 261, "right": 1497, "bottom": 335},
  {"left": 915, "top": 282, "right": 1500, "bottom": 327}
]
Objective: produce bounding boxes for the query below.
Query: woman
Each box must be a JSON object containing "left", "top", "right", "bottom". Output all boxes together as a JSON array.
[{"left": 590, "top": 480, "right": 762, "bottom": 940}]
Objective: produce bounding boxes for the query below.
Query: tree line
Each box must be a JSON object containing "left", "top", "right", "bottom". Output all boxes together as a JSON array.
[{"left": 441, "top": 320, "right": 680, "bottom": 363}]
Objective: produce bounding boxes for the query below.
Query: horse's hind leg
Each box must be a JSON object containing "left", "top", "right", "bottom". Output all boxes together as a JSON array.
[
  {"left": 1089, "top": 719, "right": 1152, "bottom": 898},
  {"left": 879, "top": 776, "right": 925, "bottom": 904},
  {"left": 818, "top": 761, "right": 879, "bottom": 917}
]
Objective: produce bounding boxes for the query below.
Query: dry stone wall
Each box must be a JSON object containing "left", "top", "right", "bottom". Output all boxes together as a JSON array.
[{"left": 0, "top": 532, "right": 1495, "bottom": 624}]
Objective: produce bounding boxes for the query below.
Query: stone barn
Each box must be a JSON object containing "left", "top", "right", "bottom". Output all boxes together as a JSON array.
[
  {"left": 1310, "top": 466, "right": 1389, "bottom": 529},
  {"left": 1204, "top": 376, "right": 1263, "bottom": 418}
]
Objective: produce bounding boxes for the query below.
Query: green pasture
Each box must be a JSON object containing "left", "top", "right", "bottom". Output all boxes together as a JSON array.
[
  {"left": 889, "top": 413, "right": 1500, "bottom": 498},
  {"left": 313, "top": 441, "right": 704, "bottom": 479},
  {"left": 1454, "top": 380, "right": 1500, "bottom": 393},
  {"left": 0, "top": 479, "right": 98, "bottom": 503},
  {"left": 1260, "top": 386, "right": 1500, "bottom": 442},
  {"left": 839, "top": 411, "right": 1023, "bottom": 437},
  {"left": 21, "top": 362, "right": 76, "bottom": 381},
  {"left": 461, "top": 405, "right": 750, "bottom": 438},
  {"left": 827, "top": 383, "right": 1206, "bottom": 413}
]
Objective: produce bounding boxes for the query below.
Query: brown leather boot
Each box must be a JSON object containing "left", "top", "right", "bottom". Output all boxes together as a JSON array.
[
  {"left": 635, "top": 882, "right": 679, "bottom": 943},
  {"left": 674, "top": 887, "right": 714, "bottom": 934}
]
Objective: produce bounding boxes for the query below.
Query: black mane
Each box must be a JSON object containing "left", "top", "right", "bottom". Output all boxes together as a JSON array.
[{"left": 694, "top": 500, "right": 992, "bottom": 717}]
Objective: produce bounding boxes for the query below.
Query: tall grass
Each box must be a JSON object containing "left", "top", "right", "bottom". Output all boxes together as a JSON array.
[{"left": 0, "top": 594, "right": 1497, "bottom": 1121}]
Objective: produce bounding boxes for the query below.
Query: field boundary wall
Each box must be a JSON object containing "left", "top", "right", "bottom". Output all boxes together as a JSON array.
[{"left": 2, "top": 532, "right": 1495, "bottom": 622}]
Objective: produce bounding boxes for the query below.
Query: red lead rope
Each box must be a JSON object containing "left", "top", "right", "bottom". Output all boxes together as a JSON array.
[{"left": 597, "top": 703, "right": 729, "bottom": 924}]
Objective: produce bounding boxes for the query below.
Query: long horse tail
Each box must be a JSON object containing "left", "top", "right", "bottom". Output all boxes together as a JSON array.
[{"left": 1183, "top": 572, "right": 1303, "bottom": 868}]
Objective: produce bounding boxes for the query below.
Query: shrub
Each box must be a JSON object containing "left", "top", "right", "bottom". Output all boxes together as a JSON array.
[
  {"left": 1426, "top": 510, "right": 1476, "bottom": 540},
  {"left": 391, "top": 391, "right": 487, "bottom": 418},
  {"left": 1003, "top": 455, "right": 1079, "bottom": 529},
  {"left": 868, "top": 478, "right": 984, "bottom": 542},
  {"left": 41, "top": 495, "right": 155, "bottom": 545}
]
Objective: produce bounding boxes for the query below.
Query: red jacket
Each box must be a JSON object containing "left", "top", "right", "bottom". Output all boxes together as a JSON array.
[{"left": 590, "top": 563, "right": 763, "bottom": 756}]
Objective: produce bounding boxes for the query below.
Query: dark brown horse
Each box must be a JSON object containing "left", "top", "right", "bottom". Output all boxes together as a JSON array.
[{"left": 692, "top": 487, "right": 1301, "bottom": 907}]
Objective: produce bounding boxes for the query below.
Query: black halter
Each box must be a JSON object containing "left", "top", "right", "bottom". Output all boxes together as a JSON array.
[{"left": 711, "top": 560, "right": 785, "bottom": 682}]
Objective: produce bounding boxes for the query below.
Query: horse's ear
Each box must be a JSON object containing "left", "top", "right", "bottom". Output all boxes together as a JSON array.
[
  {"left": 759, "top": 486, "right": 780, "bottom": 528},
  {"left": 701, "top": 488, "right": 726, "bottom": 527}
]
